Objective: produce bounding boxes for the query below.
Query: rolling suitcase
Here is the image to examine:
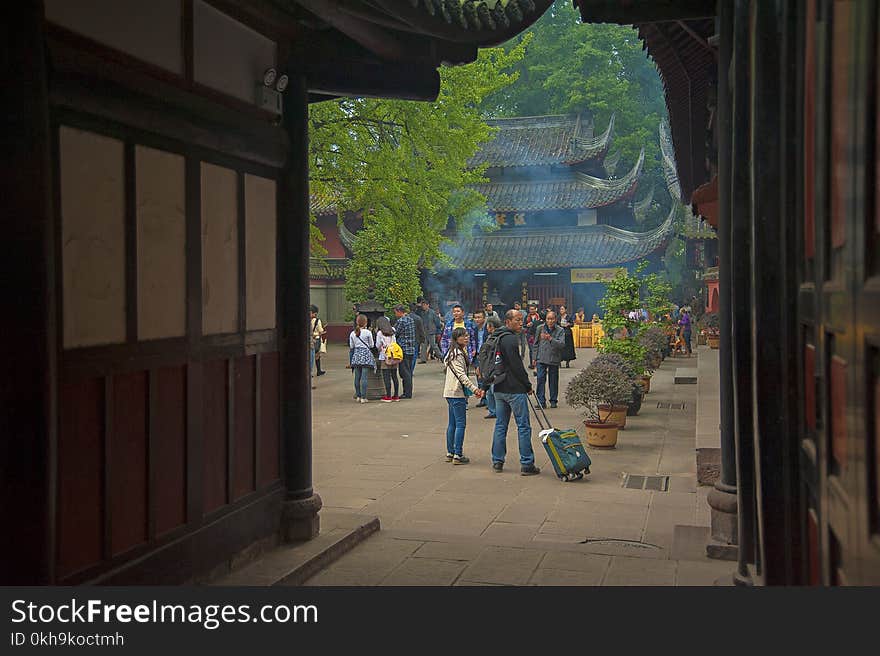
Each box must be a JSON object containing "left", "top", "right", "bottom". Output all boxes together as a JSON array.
[{"left": 527, "top": 395, "right": 591, "bottom": 482}]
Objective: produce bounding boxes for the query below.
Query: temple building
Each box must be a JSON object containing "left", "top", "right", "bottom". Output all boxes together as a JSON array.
[{"left": 426, "top": 112, "right": 675, "bottom": 315}]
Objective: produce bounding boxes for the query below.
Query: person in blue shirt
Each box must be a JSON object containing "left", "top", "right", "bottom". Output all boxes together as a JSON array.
[
  {"left": 439, "top": 304, "right": 477, "bottom": 361},
  {"left": 471, "top": 309, "right": 489, "bottom": 407},
  {"left": 393, "top": 304, "right": 417, "bottom": 398}
]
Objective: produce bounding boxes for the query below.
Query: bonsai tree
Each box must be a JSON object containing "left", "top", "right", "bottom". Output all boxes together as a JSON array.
[
  {"left": 565, "top": 361, "right": 634, "bottom": 423},
  {"left": 702, "top": 312, "right": 720, "bottom": 336},
  {"left": 593, "top": 352, "right": 645, "bottom": 412},
  {"left": 637, "top": 326, "right": 668, "bottom": 373},
  {"left": 592, "top": 352, "right": 639, "bottom": 381}
]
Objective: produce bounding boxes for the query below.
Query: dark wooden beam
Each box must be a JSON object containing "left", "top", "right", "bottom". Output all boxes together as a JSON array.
[
  {"left": 298, "top": 58, "right": 441, "bottom": 101},
  {"left": 575, "top": 0, "right": 715, "bottom": 24},
  {"left": 1, "top": 0, "right": 55, "bottom": 585}
]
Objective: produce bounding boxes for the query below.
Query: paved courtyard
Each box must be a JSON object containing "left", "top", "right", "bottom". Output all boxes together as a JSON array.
[{"left": 302, "top": 343, "right": 733, "bottom": 586}]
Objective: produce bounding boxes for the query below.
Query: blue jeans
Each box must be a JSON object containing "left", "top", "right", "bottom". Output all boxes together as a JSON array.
[
  {"left": 446, "top": 397, "right": 468, "bottom": 456},
  {"left": 536, "top": 363, "right": 559, "bottom": 406},
  {"left": 486, "top": 385, "right": 496, "bottom": 417},
  {"left": 492, "top": 391, "right": 534, "bottom": 466},
  {"left": 353, "top": 365, "right": 370, "bottom": 398},
  {"left": 411, "top": 346, "right": 418, "bottom": 374}
]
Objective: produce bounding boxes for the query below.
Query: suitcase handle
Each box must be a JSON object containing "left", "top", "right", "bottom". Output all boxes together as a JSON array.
[{"left": 526, "top": 392, "right": 552, "bottom": 431}]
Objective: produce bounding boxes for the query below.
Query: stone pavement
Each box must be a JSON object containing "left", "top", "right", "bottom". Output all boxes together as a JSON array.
[{"left": 302, "top": 344, "right": 734, "bottom": 586}]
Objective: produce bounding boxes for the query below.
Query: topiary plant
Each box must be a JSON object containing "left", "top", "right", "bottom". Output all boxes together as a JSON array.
[
  {"left": 565, "top": 361, "right": 634, "bottom": 423},
  {"left": 592, "top": 352, "right": 639, "bottom": 381},
  {"left": 637, "top": 326, "right": 668, "bottom": 373}
]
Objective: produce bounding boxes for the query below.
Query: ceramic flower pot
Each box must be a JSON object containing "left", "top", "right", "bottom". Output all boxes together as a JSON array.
[
  {"left": 627, "top": 387, "right": 643, "bottom": 416},
  {"left": 707, "top": 335, "right": 720, "bottom": 349},
  {"left": 639, "top": 374, "right": 652, "bottom": 394},
  {"left": 584, "top": 420, "right": 619, "bottom": 448},
  {"left": 597, "top": 404, "right": 628, "bottom": 430}
]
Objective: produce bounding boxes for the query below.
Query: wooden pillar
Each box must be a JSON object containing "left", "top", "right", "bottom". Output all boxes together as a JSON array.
[
  {"left": 706, "top": 0, "right": 739, "bottom": 565},
  {"left": 278, "top": 75, "right": 322, "bottom": 541},
  {"left": 730, "top": 0, "right": 757, "bottom": 586},
  {"left": 0, "top": 0, "right": 55, "bottom": 584}
]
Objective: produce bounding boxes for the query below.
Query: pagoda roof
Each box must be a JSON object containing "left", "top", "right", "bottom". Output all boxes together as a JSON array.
[
  {"left": 310, "top": 190, "right": 338, "bottom": 217},
  {"left": 309, "top": 257, "right": 350, "bottom": 280},
  {"left": 476, "top": 147, "right": 644, "bottom": 212},
  {"left": 443, "top": 206, "right": 674, "bottom": 271},
  {"left": 469, "top": 113, "right": 614, "bottom": 168}
]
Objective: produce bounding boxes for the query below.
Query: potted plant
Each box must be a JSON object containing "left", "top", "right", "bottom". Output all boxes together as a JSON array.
[
  {"left": 593, "top": 352, "right": 643, "bottom": 416},
  {"left": 704, "top": 313, "right": 720, "bottom": 349},
  {"left": 565, "top": 361, "right": 633, "bottom": 447}
]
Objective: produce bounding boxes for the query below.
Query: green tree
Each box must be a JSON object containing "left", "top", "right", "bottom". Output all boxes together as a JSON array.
[
  {"left": 597, "top": 260, "right": 673, "bottom": 372},
  {"left": 597, "top": 265, "right": 647, "bottom": 371},
  {"left": 309, "top": 41, "right": 528, "bottom": 309},
  {"left": 481, "top": 1, "right": 669, "bottom": 226}
]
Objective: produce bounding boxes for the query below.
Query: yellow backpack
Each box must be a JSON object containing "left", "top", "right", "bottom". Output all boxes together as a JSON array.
[{"left": 385, "top": 340, "right": 403, "bottom": 366}]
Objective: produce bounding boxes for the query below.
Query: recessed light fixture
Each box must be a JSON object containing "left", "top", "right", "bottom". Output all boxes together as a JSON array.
[
  {"left": 473, "top": 273, "right": 487, "bottom": 277},
  {"left": 275, "top": 74, "right": 289, "bottom": 93},
  {"left": 533, "top": 272, "right": 559, "bottom": 276},
  {"left": 262, "top": 67, "right": 277, "bottom": 87}
]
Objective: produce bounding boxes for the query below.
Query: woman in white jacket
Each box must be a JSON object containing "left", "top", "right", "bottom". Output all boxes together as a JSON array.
[
  {"left": 443, "top": 327, "right": 484, "bottom": 464},
  {"left": 375, "top": 316, "right": 400, "bottom": 402}
]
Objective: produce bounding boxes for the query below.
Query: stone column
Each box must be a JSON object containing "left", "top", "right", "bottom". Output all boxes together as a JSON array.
[
  {"left": 706, "top": 0, "right": 738, "bottom": 562},
  {"left": 278, "top": 75, "right": 322, "bottom": 541}
]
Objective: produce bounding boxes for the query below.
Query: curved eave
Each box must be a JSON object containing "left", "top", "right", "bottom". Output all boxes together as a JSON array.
[
  {"left": 633, "top": 183, "right": 654, "bottom": 220},
  {"left": 442, "top": 209, "right": 674, "bottom": 271},
  {"left": 572, "top": 147, "right": 645, "bottom": 199},
  {"left": 565, "top": 112, "right": 615, "bottom": 165},
  {"left": 338, "top": 221, "right": 357, "bottom": 251},
  {"left": 372, "top": 0, "right": 554, "bottom": 46}
]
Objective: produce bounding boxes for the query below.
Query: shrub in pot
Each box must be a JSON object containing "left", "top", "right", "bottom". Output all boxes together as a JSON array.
[
  {"left": 592, "top": 353, "right": 643, "bottom": 416},
  {"left": 703, "top": 313, "right": 720, "bottom": 348},
  {"left": 565, "top": 361, "right": 633, "bottom": 447}
]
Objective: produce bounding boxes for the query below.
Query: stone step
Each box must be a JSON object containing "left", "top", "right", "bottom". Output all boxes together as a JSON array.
[
  {"left": 213, "top": 512, "right": 380, "bottom": 586},
  {"left": 674, "top": 368, "right": 698, "bottom": 384}
]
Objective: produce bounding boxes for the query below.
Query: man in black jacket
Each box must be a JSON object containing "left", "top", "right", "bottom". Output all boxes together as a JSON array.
[{"left": 488, "top": 310, "right": 540, "bottom": 475}]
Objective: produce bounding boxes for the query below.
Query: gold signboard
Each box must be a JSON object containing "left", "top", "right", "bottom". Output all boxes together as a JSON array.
[{"left": 570, "top": 268, "right": 623, "bottom": 283}]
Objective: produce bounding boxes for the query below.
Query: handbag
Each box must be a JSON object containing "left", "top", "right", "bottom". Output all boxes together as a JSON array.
[{"left": 356, "top": 334, "right": 378, "bottom": 358}]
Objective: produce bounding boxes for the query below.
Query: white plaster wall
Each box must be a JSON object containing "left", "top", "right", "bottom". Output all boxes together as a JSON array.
[
  {"left": 45, "top": 0, "right": 182, "bottom": 74},
  {"left": 60, "top": 126, "right": 126, "bottom": 348},
  {"left": 193, "top": 0, "right": 276, "bottom": 103},
  {"left": 244, "top": 174, "right": 276, "bottom": 331},
  {"left": 136, "top": 146, "right": 186, "bottom": 340},
  {"left": 201, "top": 162, "right": 239, "bottom": 335}
]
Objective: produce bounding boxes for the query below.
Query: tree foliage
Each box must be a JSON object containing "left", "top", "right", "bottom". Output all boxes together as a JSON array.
[
  {"left": 596, "top": 261, "right": 673, "bottom": 373},
  {"left": 309, "top": 41, "right": 529, "bottom": 309}
]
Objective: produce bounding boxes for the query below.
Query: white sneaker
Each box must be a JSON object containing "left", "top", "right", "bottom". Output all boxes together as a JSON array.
[
  {"left": 360, "top": 398, "right": 368, "bottom": 404},
  {"left": 354, "top": 397, "right": 361, "bottom": 403}
]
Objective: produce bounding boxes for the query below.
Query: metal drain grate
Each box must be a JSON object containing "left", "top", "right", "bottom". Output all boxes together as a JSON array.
[
  {"left": 622, "top": 474, "right": 670, "bottom": 491},
  {"left": 656, "top": 402, "right": 687, "bottom": 410}
]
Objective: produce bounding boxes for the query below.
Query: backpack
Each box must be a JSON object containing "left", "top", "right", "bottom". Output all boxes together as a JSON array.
[
  {"left": 384, "top": 340, "right": 403, "bottom": 366},
  {"left": 478, "top": 332, "right": 506, "bottom": 388}
]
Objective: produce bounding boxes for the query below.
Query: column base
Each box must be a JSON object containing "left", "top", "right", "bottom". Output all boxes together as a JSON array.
[
  {"left": 280, "top": 492, "right": 323, "bottom": 543},
  {"left": 706, "top": 482, "right": 738, "bottom": 560}
]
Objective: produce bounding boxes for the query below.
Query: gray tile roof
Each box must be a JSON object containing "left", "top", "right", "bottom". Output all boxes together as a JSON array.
[
  {"left": 476, "top": 148, "right": 644, "bottom": 211},
  {"left": 442, "top": 207, "right": 675, "bottom": 270},
  {"left": 469, "top": 113, "right": 614, "bottom": 168}
]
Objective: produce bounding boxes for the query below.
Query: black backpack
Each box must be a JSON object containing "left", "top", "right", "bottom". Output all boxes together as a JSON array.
[{"left": 478, "top": 332, "right": 506, "bottom": 389}]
